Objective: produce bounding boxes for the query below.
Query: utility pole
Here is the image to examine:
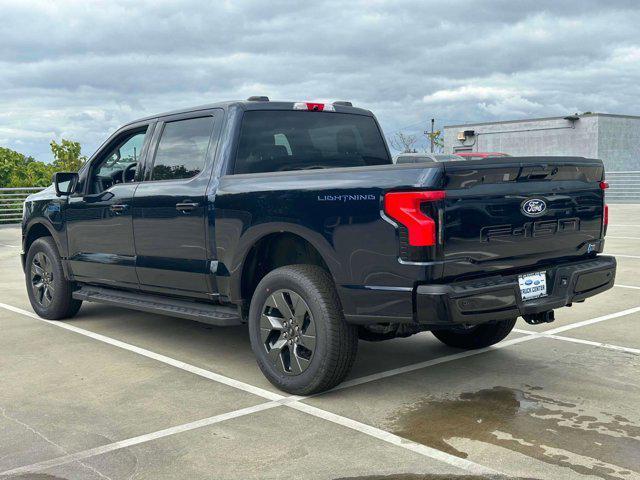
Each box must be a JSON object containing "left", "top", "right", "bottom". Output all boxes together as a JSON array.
[{"left": 430, "top": 118, "right": 435, "bottom": 153}]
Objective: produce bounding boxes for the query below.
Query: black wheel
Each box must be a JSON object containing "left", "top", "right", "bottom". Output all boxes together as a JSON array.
[
  {"left": 431, "top": 318, "right": 517, "bottom": 349},
  {"left": 248, "top": 265, "right": 358, "bottom": 395},
  {"left": 26, "top": 237, "right": 82, "bottom": 320}
]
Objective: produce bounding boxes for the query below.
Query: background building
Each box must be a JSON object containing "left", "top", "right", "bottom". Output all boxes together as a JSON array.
[{"left": 444, "top": 113, "right": 640, "bottom": 172}]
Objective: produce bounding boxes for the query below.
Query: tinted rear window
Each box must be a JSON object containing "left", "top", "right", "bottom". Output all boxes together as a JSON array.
[
  {"left": 152, "top": 116, "right": 215, "bottom": 181},
  {"left": 234, "top": 111, "right": 390, "bottom": 174}
]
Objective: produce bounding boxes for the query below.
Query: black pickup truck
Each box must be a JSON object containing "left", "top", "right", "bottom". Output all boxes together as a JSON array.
[{"left": 21, "top": 98, "right": 616, "bottom": 394}]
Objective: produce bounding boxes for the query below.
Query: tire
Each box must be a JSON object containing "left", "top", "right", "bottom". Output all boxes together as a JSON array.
[
  {"left": 248, "top": 265, "right": 358, "bottom": 395},
  {"left": 25, "top": 237, "right": 82, "bottom": 320},
  {"left": 431, "top": 318, "right": 517, "bottom": 349}
]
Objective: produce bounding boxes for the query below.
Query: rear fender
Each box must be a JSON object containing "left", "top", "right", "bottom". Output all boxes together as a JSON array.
[{"left": 224, "top": 222, "right": 340, "bottom": 303}]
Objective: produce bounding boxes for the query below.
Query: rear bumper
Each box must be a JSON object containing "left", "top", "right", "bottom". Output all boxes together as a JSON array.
[{"left": 416, "top": 256, "right": 616, "bottom": 326}]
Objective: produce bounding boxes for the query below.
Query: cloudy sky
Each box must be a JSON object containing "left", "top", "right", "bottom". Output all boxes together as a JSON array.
[{"left": 2, "top": 0, "right": 640, "bottom": 161}]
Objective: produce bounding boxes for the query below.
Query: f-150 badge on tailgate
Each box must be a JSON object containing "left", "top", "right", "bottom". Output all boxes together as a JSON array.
[{"left": 521, "top": 198, "right": 547, "bottom": 217}]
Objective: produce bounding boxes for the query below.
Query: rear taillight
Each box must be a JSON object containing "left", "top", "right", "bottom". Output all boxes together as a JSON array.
[
  {"left": 600, "top": 181, "right": 609, "bottom": 190},
  {"left": 384, "top": 191, "right": 445, "bottom": 246}
]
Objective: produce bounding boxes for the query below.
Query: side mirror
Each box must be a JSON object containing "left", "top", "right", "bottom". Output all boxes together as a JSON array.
[{"left": 53, "top": 172, "right": 79, "bottom": 197}]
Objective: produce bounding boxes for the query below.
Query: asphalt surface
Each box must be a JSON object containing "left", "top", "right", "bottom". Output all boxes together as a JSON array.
[{"left": 0, "top": 204, "right": 639, "bottom": 480}]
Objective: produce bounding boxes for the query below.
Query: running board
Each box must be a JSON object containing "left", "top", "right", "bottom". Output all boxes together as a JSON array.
[{"left": 73, "top": 286, "right": 242, "bottom": 326}]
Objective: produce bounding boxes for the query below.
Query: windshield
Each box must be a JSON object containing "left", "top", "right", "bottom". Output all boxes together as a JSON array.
[{"left": 234, "top": 111, "right": 391, "bottom": 174}]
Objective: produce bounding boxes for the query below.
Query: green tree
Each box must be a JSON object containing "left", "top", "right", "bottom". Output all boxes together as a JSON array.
[
  {"left": 0, "top": 147, "right": 24, "bottom": 186},
  {"left": 0, "top": 147, "right": 54, "bottom": 187},
  {"left": 50, "top": 139, "right": 86, "bottom": 172},
  {"left": 24, "top": 160, "right": 56, "bottom": 187},
  {"left": 425, "top": 129, "right": 444, "bottom": 154},
  {"left": 0, "top": 138, "right": 86, "bottom": 188}
]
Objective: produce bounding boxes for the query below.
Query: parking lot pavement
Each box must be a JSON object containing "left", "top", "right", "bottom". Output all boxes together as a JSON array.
[
  {"left": 556, "top": 310, "right": 640, "bottom": 350},
  {"left": 1, "top": 204, "right": 639, "bottom": 480},
  {"left": 60, "top": 407, "right": 469, "bottom": 480},
  {"left": 0, "top": 307, "right": 266, "bottom": 470},
  {"left": 514, "top": 286, "right": 640, "bottom": 333},
  {"left": 304, "top": 335, "right": 640, "bottom": 479},
  {"left": 606, "top": 252, "right": 640, "bottom": 287}
]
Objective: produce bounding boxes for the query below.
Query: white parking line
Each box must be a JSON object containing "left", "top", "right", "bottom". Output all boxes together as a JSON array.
[
  {"left": 0, "top": 302, "right": 284, "bottom": 402},
  {"left": 289, "top": 401, "right": 497, "bottom": 476},
  {"left": 608, "top": 236, "right": 640, "bottom": 240},
  {"left": 545, "top": 306, "right": 640, "bottom": 334},
  {"left": 514, "top": 306, "right": 640, "bottom": 345},
  {"left": 0, "top": 243, "right": 19, "bottom": 248},
  {"left": 333, "top": 335, "right": 534, "bottom": 392},
  {"left": 513, "top": 328, "right": 640, "bottom": 355},
  {"left": 608, "top": 253, "right": 640, "bottom": 259},
  {"left": 331, "top": 306, "right": 640, "bottom": 392},
  {"left": 0, "top": 302, "right": 495, "bottom": 476},
  {"left": 0, "top": 401, "right": 283, "bottom": 477},
  {"left": 546, "top": 334, "right": 640, "bottom": 355},
  {"left": 2, "top": 301, "right": 639, "bottom": 477},
  {"left": 616, "top": 284, "right": 640, "bottom": 290}
]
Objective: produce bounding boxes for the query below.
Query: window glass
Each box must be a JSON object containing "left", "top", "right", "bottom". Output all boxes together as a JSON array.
[
  {"left": 234, "top": 111, "right": 390, "bottom": 174},
  {"left": 274, "top": 133, "right": 292, "bottom": 155},
  {"left": 151, "top": 116, "right": 215, "bottom": 181},
  {"left": 96, "top": 130, "right": 146, "bottom": 178},
  {"left": 90, "top": 128, "right": 148, "bottom": 193}
]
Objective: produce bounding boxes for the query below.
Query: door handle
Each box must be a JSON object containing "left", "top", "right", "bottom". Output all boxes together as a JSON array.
[
  {"left": 176, "top": 201, "right": 199, "bottom": 212},
  {"left": 110, "top": 204, "right": 129, "bottom": 213}
]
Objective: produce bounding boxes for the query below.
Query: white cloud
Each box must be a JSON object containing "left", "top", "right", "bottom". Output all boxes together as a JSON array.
[
  {"left": 0, "top": 0, "right": 639, "bottom": 160},
  {"left": 423, "top": 86, "right": 530, "bottom": 103}
]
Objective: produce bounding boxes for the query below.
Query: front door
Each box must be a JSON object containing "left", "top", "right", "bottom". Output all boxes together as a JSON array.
[
  {"left": 66, "top": 124, "right": 152, "bottom": 287},
  {"left": 132, "top": 111, "right": 219, "bottom": 296}
]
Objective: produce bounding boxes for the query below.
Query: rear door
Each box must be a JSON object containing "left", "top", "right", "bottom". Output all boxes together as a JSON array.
[
  {"left": 441, "top": 157, "right": 605, "bottom": 280},
  {"left": 132, "top": 110, "right": 221, "bottom": 297}
]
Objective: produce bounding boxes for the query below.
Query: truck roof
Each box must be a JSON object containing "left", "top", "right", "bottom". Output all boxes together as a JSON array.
[{"left": 124, "top": 100, "right": 374, "bottom": 127}]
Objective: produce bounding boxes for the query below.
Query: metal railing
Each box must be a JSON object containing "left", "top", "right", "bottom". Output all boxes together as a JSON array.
[
  {"left": 0, "top": 187, "right": 46, "bottom": 224},
  {"left": 606, "top": 171, "right": 640, "bottom": 203}
]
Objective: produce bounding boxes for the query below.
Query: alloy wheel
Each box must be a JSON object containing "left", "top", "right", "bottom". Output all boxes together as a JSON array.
[
  {"left": 31, "top": 252, "right": 54, "bottom": 308},
  {"left": 260, "top": 289, "right": 317, "bottom": 375}
]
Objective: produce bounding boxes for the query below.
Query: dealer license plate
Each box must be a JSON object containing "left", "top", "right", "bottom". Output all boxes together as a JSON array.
[{"left": 518, "top": 271, "right": 547, "bottom": 301}]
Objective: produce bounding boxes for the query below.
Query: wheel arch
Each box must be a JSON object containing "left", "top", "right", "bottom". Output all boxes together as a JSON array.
[
  {"left": 230, "top": 225, "right": 340, "bottom": 309},
  {"left": 23, "top": 221, "right": 68, "bottom": 276}
]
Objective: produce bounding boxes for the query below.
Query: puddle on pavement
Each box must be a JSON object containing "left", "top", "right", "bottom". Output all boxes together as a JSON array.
[{"left": 390, "top": 386, "right": 640, "bottom": 480}]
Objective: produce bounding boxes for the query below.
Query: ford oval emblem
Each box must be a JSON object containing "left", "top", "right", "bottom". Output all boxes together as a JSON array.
[{"left": 521, "top": 198, "right": 547, "bottom": 217}]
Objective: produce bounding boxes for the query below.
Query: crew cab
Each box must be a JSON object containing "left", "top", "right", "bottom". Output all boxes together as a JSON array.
[{"left": 21, "top": 98, "right": 616, "bottom": 394}]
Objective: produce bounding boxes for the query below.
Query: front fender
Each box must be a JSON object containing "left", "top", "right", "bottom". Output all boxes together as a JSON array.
[{"left": 22, "top": 197, "right": 70, "bottom": 278}]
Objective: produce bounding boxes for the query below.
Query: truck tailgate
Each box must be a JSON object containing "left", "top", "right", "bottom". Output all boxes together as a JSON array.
[{"left": 441, "top": 156, "right": 605, "bottom": 280}]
